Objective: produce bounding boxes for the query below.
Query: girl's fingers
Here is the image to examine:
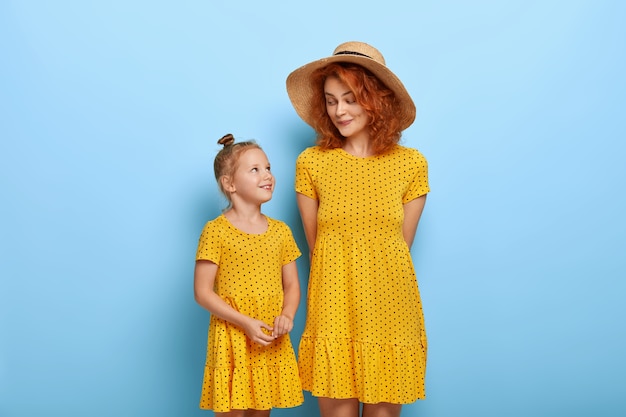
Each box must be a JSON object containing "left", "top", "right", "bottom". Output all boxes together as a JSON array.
[
  {"left": 254, "top": 332, "right": 274, "bottom": 345},
  {"left": 271, "top": 316, "right": 293, "bottom": 337},
  {"left": 257, "top": 322, "right": 275, "bottom": 344}
]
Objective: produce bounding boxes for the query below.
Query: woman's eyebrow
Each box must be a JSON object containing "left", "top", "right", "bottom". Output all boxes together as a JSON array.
[{"left": 324, "top": 90, "right": 352, "bottom": 97}]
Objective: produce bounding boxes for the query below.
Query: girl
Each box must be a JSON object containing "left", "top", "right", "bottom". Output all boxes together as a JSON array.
[
  {"left": 194, "top": 134, "right": 303, "bottom": 416},
  {"left": 286, "top": 42, "right": 430, "bottom": 417}
]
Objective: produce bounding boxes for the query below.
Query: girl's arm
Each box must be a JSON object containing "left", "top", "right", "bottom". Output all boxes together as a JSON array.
[
  {"left": 296, "top": 193, "right": 319, "bottom": 259},
  {"left": 403, "top": 194, "right": 427, "bottom": 249},
  {"left": 272, "top": 260, "right": 300, "bottom": 338},
  {"left": 194, "top": 260, "right": 275, "bottom": 345}
]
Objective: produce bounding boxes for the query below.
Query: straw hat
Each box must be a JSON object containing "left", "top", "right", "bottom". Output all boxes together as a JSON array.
[{"left": 286, "top": 41, "right": 416, "bottom": 130}]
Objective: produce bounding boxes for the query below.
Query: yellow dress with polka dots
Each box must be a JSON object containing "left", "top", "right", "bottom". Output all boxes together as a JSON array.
[
  {"left": 195, "top": 215, "right": 304, "bottom": 412},
  {"left": 295, "top": 145, "right": 430, "bottom": 404}
]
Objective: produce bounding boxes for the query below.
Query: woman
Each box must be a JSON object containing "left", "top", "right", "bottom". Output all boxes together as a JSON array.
[{"left": 286, "top": 41, "right": 430, "bottom": 417}]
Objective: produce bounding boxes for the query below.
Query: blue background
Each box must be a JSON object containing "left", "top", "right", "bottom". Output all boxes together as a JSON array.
[{"left": 1, "top": 1, "right": 625, "bottom": 416}]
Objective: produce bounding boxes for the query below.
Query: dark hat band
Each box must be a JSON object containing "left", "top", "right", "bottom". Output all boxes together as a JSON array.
[{"left": 334, "top": 50, "right": 372, "bottom": 59}]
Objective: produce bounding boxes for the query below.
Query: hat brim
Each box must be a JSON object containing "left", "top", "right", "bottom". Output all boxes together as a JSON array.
[{"left": 286, "top": 55, "right": 416, "bottom": 131}]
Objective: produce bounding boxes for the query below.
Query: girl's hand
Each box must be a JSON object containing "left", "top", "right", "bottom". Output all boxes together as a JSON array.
[
  {"left": 272, "top": 314, "right": 294, "bottom": 338},
  {"left": 242, "top": 317, "right": 275, "bottom": 346}
]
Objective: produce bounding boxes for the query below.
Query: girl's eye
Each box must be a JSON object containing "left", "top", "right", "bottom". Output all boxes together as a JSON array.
[
  {"left": 251, "top": 168, "right": 258, "bottom": 172},
  {"left": 326, "top": 100, "right": 336, "bottom": 106}
]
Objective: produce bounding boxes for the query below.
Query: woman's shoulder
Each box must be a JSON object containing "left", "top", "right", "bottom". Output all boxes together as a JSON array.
[
  {"left": 296, "top": 145, "right": 329, "bottom": 166},
  {"left": 393, "top": 144, "right": 428, "bottom": 161},
  {"left": 297, "top": 145, "right": 323, "bottom": 157},
  {"left": 394, "top": 144, "right": 425, "bottom": 155}
]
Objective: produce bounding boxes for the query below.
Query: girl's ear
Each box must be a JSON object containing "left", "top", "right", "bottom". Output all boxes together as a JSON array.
[{"left": 221, "top": 175, "right": 235, "bottom": 193}]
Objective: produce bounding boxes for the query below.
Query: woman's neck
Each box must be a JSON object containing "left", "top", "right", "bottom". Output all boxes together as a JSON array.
[{"left": 342, "top": 136, "right": 374, "bottom": 157}]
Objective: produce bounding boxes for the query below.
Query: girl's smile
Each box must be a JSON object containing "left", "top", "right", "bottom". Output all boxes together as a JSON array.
[{"left": 228, "top": 148, "right": 275, "bottom": 205}]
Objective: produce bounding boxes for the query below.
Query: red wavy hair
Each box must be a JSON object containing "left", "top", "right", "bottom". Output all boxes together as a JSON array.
[{"left": 309, "top": 63, "right": 404, "bottom": 155}]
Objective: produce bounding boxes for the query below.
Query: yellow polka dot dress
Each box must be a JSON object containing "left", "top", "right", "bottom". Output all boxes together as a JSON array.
[
  {"left": 195, "top": 215, "right": 304, "bottom": 412},
  {"left": 295, "top": 145, "right": 430, "bottom": 404}
]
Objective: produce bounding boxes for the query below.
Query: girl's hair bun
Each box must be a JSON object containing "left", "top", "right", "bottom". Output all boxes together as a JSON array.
[{"left": 218, "top": 133, "right": 235, "bottom": 147}]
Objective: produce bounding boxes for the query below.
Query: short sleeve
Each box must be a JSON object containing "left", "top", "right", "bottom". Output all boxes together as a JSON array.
[
  {"left": 280, "top": 222, "right": 302, "bottom": 265},
  {"left": 195, "top": 220, "right": 221, "bottom": 263},
  {"left": 403, "top": 149, "right": 430, "bottom": 203},
  {"left": 295, "top": 148, "right": 318, "bottom": 200}
]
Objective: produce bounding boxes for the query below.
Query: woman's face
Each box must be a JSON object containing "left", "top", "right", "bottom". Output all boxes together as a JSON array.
[{"left": 324, "top": 76, "right": 370, "bottom": 140}]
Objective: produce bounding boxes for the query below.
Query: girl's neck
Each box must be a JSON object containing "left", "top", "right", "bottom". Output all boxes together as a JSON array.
[{"left": 223, "top": 206, "right": 268, "bottom": 234}]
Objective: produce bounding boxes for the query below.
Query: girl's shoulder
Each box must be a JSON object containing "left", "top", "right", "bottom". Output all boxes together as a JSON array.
[
  {"left": 265, "top": 217, "right": 299, "bottom": 243},
  {"left": 265, "top": 216, "right": 293, "bottom": 233},
  {"left": 207, "top": 213, "right": 228, "bottom": 225},
  {"left": 200, "top": 214, "right": 228, "bottom": 233}
]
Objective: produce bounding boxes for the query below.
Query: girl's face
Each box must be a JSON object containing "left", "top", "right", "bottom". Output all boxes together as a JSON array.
[
  {"left": 227, "top": 148, "right": 274, "bottom": 205},
  {"left": 324, "top": 76, "right": 370, "bottom": 141}
]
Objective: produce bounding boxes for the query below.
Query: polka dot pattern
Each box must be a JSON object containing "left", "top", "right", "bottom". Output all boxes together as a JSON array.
[
  {"left": 295, "top": 145, "right": 430, "bottom": 404},
  {"left": 195, "top": 215, "right": 304, "bottom": 412}
]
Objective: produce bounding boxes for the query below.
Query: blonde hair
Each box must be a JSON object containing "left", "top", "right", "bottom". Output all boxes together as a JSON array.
[{"left": 213, "top": 134, "right": 261, "bottom": 206}]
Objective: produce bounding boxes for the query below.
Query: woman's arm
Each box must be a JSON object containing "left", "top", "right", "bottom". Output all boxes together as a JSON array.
[
  {"left": 273, "top": 260, "right": 301, "bottom": 337},
  {"left": 403, "top": 194, "right": 427, "bottom": 249},
  {"left": 194, "top": 260, "right": 275, "bottom": 345},
  {"left": 296, "top": 192, "right": 319, "bottom": 259}
]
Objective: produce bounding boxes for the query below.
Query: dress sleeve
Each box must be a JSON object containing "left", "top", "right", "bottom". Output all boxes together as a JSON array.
[
  {"left": 280, "top": 223, "right": 302, "bottom": 265},
  {"left": 195, "top": 220, "right": 221, "bottom": 264},
  {"left": 295, "top": 148, "right": 318, "bottom": 200},
  {"left": 403, "top": 149, "right": 431, "bottom": 203}
]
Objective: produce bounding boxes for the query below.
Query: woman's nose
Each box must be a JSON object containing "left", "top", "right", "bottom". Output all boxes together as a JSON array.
[{"left": 335, "top": 102, "right": 346, "bottom": 116}]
